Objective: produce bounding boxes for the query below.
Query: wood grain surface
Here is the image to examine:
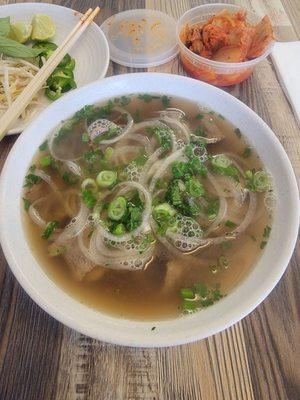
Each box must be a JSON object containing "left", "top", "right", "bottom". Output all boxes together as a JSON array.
[{"left": 0, "top": 1, "right": 299, "bottom": 399}]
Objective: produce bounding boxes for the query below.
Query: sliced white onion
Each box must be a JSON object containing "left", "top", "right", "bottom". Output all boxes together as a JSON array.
[
  {"left": 207, "top": 191, "right": 257, "bottom": 243},
  {"left": 155, "top": 108, "right": 186, "bottom": 120},
  {"left": 190, "top": 134, "right": 222, "bottom": 144},
  {"left": 64, "top": 161, "right": 83, "bottom": 177},
  {"left": 88, "top": 107, "right": 133, "bottom": 145},
  {"left": 205, "top": 197, "right": 227, "bottom": 235},
  {"left": 160, "top": 116, "right": 190, "bottom": 142},
  {"left": 56, "top": 202, "right": 90, "bottom": 243},
  {"left": 149, "top": 148, "right": 184, "bottom": 192},
  {"left": 207, "top": 173, "right": 247, "bottom": 206},
  {"left": 28, "top": 197, "right": 47, "bottom": 228},
  {"left": 123, "top": 133, "right": 153, "bottom": 154},
  {"left": 79, "top": 228, "right": 154, "bottom": 271},
  {"left": 48, "top": 120, "right": 88, "bottom": 162},
  {"left": 140, "top": 147, "right": 165, "bottom": 185},
  {"left": 205, "top": 171, "right": 228, "bottom": 234}
]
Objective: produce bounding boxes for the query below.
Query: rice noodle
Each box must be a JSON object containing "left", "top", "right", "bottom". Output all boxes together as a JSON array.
[{"left": 0, "top": 56, "right": 44, "bottom": 124}]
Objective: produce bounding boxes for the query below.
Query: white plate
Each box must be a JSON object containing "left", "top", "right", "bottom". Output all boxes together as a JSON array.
[
  {"left": 0, "top": 73, "right": 299, "bottom": 347},
  {"left": 0, "top": 2, "right": 109, "bottom": 135}
]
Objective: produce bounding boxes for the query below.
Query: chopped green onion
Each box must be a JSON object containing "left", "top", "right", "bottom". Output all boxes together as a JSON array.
[
  {"left": 81, "top": 178, "right": 97, "bottom": 192},
  {"left": 180, "top": 282, "right": 224, "bottom": 313},
  {"left": 149, "top": 125, "right": 172, "bottom": 150},
  {"left": 207, "top": 198, "right": 219, "bottom": 220},
  {"left": 218, "top": 255, "right": 229, "bottom": 269},
  {"left": 263, "top": 225, "right": 271, "bottom": 238},
  {"left": 81, "top": 132, "right": 89, "bottom": 142},
  {"left": 221, "top": 241, "right": 233, "bottom": 250},
  {"left": 194, "top": 283, "right": 208, "bottom": 298},
  {"left": 195, "top": 114, "right": 204, "bottom": 120},
  {"left": 24, "top": 173, "right": 41, "bottom": 188},
  {"left": 245, "top": 170, "right": 271, "bottom": 192},
  {"left": 182, "top": 299, "right": 197, "bottom": 312},
  {"left": 161, "top": 95, "right": 170, "bottom": 107},
  {"left": 39, "top": 141, "right": 48, "bottom": 151},
  {"left": 185, "top": 177, "right": 205, "bottom": 197},
  {"left": 212, "top": 154, "right": 232, "bottom": 168},
  {"left": 133, "top": 109, "right": 141, "bottom": 122},
  {"left": 104, "top": 147, "right": 114, "bottom": 160},
  {"left": 119, "top": 95, "right": 131, "bottom": 106},
  {"left": 108, "top": 196, "right": 127, "bottom": 221},
  {"left": 42, "top": 220, "right": 59, "bottom": 240},
  {"left": 250, "top": 234, "right": 257, "bottom": 241},
  {"left": 138, "top": 233, "right": 156, "bottom": 253},
  {"left": 260, "top": 241, "right": 267, "bottom": 249},
  {"left": 22, "top": 197, "right": 30, "bottom": 211},
  {"left": 242, "top": 147, "right": 252, "bottom": 158},
  {"left": 39, "top": 155, "right": 52, "bottom": 168},
  {"left": 96, "top": 170, "right": 117, "bottom": 188},
  {"left": 137, "top": 94, "right": 159, "bottom": 103},
  {"left": 225, "top": 220, "right": 237, "bottom": 229},
  {"left": 180, "top": 288, "right": 195, "bottom": 299},
  {"left": 112, "top": 223, "right": 126, "bottom": 236},
  {"left": 62, "top": 171, "right": 78, "bottom": 186},
  {"left": 193, "top": 126, "right": 206, "bottom": 137},
  {"left": 153, "top": 203, "right": 176, "bottom": 218},
  {"left": 133, "top": 153, "right": 148, "bottom": 166},
  {"left": 82, "top": 189, "right": 97, "bottom": 209}
]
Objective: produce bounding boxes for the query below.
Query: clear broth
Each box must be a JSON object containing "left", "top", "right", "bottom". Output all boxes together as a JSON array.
[{"left": 24, "top": 95, "right": 271, "bottom": 320}]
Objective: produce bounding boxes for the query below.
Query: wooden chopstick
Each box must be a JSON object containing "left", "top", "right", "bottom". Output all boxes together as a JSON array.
[{"left": 0, "top": 7, "right": 100, "bottom": 142}]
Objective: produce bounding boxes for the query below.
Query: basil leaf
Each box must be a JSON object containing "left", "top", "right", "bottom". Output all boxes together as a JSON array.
[
  {"left": 0, "top": 17, "right": 10, "bottom": 37},
  {"left": 0, "top": 36, "right": 43, "bottom": 58}
]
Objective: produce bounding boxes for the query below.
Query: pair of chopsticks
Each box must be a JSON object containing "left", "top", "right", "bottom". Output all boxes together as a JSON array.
[{"left": 0, "top": 7, "right": 100, "bottom": 142}]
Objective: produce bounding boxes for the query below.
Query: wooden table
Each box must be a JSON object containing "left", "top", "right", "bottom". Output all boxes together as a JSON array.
[{"left": 0, "top": 1, "right": 299, "bottom": 399}]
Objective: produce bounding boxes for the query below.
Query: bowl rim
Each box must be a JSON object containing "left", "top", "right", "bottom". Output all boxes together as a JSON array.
[
  {"left": 0, "top": 73, "right": 299, "bottom": 347},
  {"left": 176, "top": 3, "right": 275, "bottom": 70}
]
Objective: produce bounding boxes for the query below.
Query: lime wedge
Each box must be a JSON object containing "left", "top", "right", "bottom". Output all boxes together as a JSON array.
[
  {"left": 31, "top": 14, "right": 56, "bottom": 41},
  {"left": 9, "top": 22, "right": 32, "bottom": 43}
]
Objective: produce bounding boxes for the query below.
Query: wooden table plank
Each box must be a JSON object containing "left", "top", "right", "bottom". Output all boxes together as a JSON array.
[{"left": 0, "top": 1, "right": 299, "bottom": 400}]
